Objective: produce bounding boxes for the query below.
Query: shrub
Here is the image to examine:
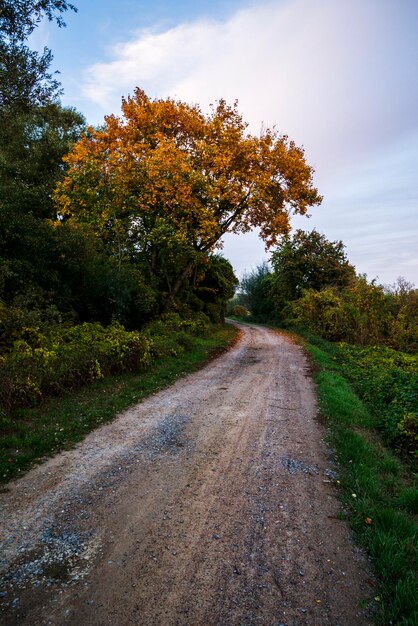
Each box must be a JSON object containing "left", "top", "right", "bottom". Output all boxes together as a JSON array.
[
  {"left": 288, "top": 288, "right": 349, "bottom": 341},
  {"left": 230, "top": 304, "right": 250, "bottom": 317},
  {"left": 288, "top": 277, "right": 391, "bottom": 346},
  {"left": 144, "top": 311, "right": 210, "bottom": 338},
  {"left": 335, "top": 343, "right": 418, "bottom": 455},
  {"left": 143, "top": 311, "right": 209, "bottom": 358},
  {"left": 0, "top": 322, "right": 151, "bottom": 411}
]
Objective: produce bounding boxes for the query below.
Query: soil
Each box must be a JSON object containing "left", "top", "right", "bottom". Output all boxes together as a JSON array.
[{"left": 0, "top": 323, "right": 373, "bottom": 625}]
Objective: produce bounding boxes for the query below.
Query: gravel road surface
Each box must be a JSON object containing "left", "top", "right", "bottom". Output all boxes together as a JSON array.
[{"left": 0, "top": 323, "right": 372, "bottom": 625}]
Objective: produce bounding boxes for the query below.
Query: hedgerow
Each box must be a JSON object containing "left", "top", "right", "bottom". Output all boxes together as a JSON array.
[{"left": 0, "top": 322, "right": 151, "bottom": 412}]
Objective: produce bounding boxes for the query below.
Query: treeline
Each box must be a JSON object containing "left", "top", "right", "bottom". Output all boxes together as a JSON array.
[
  {"left": 236, "top": 229, "right": 417, "bottom": 353},
  {"left": 1, "top": 1, "right": 322, "bottom": 410}
]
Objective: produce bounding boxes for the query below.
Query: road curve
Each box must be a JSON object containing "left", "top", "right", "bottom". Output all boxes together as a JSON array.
[{"left": 0, "top": 323, "right": 372, "bottom": 625}]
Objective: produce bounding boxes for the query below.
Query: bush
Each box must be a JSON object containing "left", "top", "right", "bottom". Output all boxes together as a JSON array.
[
  {"left": 0, "top": 300, "right": 63, "bottom": 353},
  {"left": 144, "top": 311, "right": 210, "bottom": 338},
  {"left": 0, "top": 322, "right": 151, "bottom": 411},
  {"left": 335, "top": 343, "right": 418, "bottom": 455},
  {"left": 288, "top": 288, "right": 349, "bottom": 341},
  {"left": 143, "top": 312, "right": 209, "bottom": 358},
  {"left": 230, "top": 304, "right": 250, "bottom": 318},
  {"left": 288, "top": 278, "right": 390, "bottom": 345},
  {"left": 282, "top": 273, "right": 417, "bottom": 352},
  {"left": 0, "top": 311, "right": 211, "bottom": 410}
]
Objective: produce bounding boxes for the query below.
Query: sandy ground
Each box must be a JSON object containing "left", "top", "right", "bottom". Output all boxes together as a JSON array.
[{"left": 0, "top": 323, "right": 373, "bottom": 625}]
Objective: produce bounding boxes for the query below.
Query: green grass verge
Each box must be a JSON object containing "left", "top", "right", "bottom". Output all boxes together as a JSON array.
[
  {"left": 302, "top": 333, "right": 417, "bottom": 625},
  {"left": 0, "top": 324, "right": 238, "bottom": 485}
]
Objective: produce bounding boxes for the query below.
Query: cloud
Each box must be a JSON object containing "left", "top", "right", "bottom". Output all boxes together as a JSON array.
[
  {"left": 82, "top": 20, "right": 219, "bottom": 111},
  {"left": 82, "top": 0, "right": 417, "bottom": 170},
  {"left": 80, "top": 0, "right": 418, "bottom": 282}
]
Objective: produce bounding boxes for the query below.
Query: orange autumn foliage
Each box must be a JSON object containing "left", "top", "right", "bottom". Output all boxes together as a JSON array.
[{"left": 55, "top": 89, "right": 321, "bottom": 254}]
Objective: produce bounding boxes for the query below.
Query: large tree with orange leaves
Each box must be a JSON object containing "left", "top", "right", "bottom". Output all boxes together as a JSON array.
[{"left": 55, "top": 88, "right": 321, "bottom": 301}]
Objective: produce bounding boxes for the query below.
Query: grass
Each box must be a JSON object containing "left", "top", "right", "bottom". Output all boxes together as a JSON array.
[
  {"left": 0, "top": 324, "right": 238, "bottom": 485},
  {"left": 301, "top": 332, "right": 417, "bottom": 625}
]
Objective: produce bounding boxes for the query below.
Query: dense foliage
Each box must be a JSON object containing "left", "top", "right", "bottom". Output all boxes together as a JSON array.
[
  {"left": 238, "top": 263, "right": 277, "bottom": 321},
  {"left": 0, "top": 309, "right": 221, "bottom": 415},
  {"left": 335, "top": 343, "right": 418, "bottom": 455},
  {"left": 238, "top": 232, "right": 417, "bottom": 353},
  {"left": 271, "top": 229, "right": 356, "bottom": 309},
  {"left": 0, "top": 321, "right": 151, "bottom": 412},
  {"left": 288, "top": 278, "right": 418, "bottom": 350}
]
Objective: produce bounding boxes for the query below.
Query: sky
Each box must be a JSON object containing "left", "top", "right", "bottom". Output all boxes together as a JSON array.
[{"left": 34, "top": 0, "right": 418, "bottom": 285}]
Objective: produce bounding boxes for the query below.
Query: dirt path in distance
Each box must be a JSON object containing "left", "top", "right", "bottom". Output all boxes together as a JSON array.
[{"left": 0, "top": 323, "right": 372, "bottom": 625}]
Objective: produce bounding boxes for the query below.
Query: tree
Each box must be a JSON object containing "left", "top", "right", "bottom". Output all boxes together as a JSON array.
[
  {"left": 55, "top": 88, "right": 322, "bottom": 306},
  {"left": 383, "top": 277, "right": 418, "bottom": 352},
  {"left": 0, "top": 103, "right": 85, "bottom": 219},
  {"left": 0, "top": 1, "right": 76, "bottom": 40},
  {"left": 271, "top": 229, "right": 355, "bottom": 313},
  {"left": 0, "top": 102, "right": 86, "bottom": 314},
  {"left": 192, "top": 255, "right": 238, "bottom": 322},
  {"left": 239, "top": 263, "right": 276, "bottom": 321},
  {"left": 0, "top": 0, "right": 77, "bottom": 113}
]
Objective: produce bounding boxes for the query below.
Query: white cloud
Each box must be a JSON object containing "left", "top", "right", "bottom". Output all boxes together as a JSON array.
[
  {"left": 80, "top": 0, "right": 418, "bottom": 283},
  {"left": 82, "top": 20, "right": 220, "bottom": 112},
  {"left": 82, "top": 0, "right": 417, "bottom": 169}
]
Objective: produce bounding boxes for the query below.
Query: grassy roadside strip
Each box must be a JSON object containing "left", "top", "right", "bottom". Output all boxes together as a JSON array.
[
  {"left": 302, "top": 333, "right": 417, "bottom": 626},
  {"left": 0, "top": 324, "right": 239, "bottom": 486}
]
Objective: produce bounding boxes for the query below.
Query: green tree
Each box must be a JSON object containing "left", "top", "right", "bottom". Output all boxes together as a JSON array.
[
  {"left": 0, "top": 0, "right": 76, "bottom": 112},
  {"left": 239, "top": 263, "right": 276, "bottom": 321},
  {"left": 383, "top": 278, "right": 418, "bottom": 352},
  {"left": 0, "top": 102, "right": 86, "bottom": 316},
  {"left": 0, "top": 1, "right": 76, "bottom": 40},
  {"left": 0, "top": 103, "right": 85, "bottom": 219},
  {"left": 0, "top": 1, "right": 158, "bottom": 337},
  {"left": 271, "top": 229, "right": 355, "bottom": 315},
  {"left": 193, "top": 255, "right": 238, "bottom": 322}
]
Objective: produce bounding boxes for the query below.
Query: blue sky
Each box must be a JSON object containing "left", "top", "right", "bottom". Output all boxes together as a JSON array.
[{"left": 33, "top": 0, "right": 418, "bottom": 284}]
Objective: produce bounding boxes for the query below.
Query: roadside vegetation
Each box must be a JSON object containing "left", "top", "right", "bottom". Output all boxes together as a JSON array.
[
  {"left": 304, "top": 333, "right": 417, "bottom": 625},
  {"left": 234, "top": 230, "right": 417, "bottom": 624}
]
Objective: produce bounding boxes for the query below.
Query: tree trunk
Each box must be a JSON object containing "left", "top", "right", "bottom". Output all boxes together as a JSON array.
[{"left": 164, "top": 259, "right": 196, "bottom": 310}]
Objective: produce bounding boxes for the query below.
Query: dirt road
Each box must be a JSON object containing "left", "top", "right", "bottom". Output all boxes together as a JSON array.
[{"left": 0, "top": 323, "right": 372, "bottom": 625}]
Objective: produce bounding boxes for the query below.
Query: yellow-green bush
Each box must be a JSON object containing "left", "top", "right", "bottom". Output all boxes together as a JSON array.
[
  {"left": 230, "top": 304, "right": 250, "bottom": 317},
  {"left": 335, "top": 343, "right": 418, "bottom": 455},
  {"left": 288, "top": 278, "right": 390, "bottom": 345},
  {"left": 287, "top": 288, "right": 349, "bottom": 341},
  {"left": 0, "top": 322, "right": 151, "bottom": 411},
  {"left": 143, "top": 311, "right": 210, "bottom": 358},
  {"left": 397, "top": 413, "right": 418, "bottom": 453}
]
